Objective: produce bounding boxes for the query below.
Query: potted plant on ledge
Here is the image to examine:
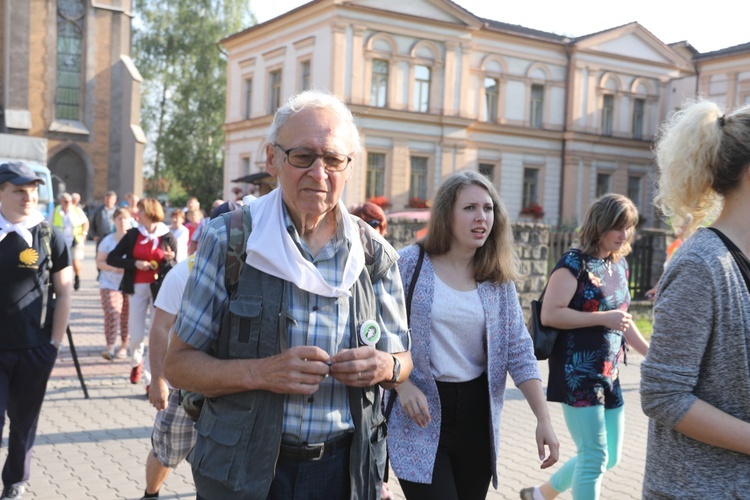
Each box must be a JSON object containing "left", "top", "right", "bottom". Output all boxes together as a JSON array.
[
  {"left": 368, "top": 195, "right": 391, "bottom": 211},
  {"left": 519, "top": 202, "right": 545, "bottom": 220},
  {"left": 408, "top": 197, "right": 429, "bottom": 209}
]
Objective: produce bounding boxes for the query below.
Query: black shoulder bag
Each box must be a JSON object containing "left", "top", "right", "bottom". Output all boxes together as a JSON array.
[{"left": 527, "top": 249, "right": 584, "bottom": 360}]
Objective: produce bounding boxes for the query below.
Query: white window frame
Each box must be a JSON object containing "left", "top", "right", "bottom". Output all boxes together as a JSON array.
[
  {"left": 413, "top": 65, "right": 431, "bottom": 113},
  {"left": 530, "top": 84, "right": 544, "bottom": 128},
  {"left": 602, "top": 94, "right": 614, "bottom": 136},
  {"left": 484, "top": 77, "right": 499, "bottom": 122},
  {"left": 365, "top": 152, "right": 387, "bottom": 199},
  {"left": 268, "top": 69, "right": 282, "bottom": 115},
  {"left": 371, "top": 59, "right": 389, "bottom": 108},
  {"left": 632, "top": 98, "right": 645, "bottom": 139}
]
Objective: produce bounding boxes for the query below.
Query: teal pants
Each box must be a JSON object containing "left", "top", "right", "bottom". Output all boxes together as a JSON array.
[{"left": 549, "top": 404, "right": 624, "bottom": 499}]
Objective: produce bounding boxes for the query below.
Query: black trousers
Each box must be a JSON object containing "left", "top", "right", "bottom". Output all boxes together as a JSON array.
[
  {"left": 399, "top": 373, "right": 492, "bottom": 500},
  {"left": 0, "top": 343, "right": 58, "bottom": 488}
]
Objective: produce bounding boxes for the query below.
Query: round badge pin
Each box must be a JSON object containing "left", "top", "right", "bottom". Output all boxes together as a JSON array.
[{"left": 359, "top": 320, "right": 381, "bottom": 346}]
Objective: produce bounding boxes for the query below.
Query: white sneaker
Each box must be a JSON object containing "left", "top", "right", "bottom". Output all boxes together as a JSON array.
[{"left": 1, "top": 485, "right": 25, "bottom": 499}]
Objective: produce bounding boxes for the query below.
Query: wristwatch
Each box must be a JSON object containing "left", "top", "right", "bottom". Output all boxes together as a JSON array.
[
  {"left": 389, "top": 354, "right": 401, "bottom": 383},
  {"left": 50, "top": 339, "right": 61, "bottom": 351}
]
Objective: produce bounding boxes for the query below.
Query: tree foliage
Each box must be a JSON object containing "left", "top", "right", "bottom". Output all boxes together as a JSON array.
[{"left": 134, "top": 0, "right": 254, "bottom": 207}]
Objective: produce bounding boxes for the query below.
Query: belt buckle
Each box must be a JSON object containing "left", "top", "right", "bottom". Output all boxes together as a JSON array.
[{"left": 304, "top": 442, "right": 325, "bottom": 461}]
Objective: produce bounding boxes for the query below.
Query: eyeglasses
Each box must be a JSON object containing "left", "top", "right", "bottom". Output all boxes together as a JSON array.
[
  {"left": 368, "top": 219, "right": 381, "bottom": 228},
  {"left": 273, "top": 143, "right": 351, "bottom": 172}
]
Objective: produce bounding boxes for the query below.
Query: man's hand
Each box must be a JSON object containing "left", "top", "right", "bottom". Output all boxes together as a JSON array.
[
  {"left": 329, "top": 346, "right": 389, "bottom": 387},
  {"left": 253, "top": 345, "right": 331, "bottom": 395},
  {"left": 149, "top": 377, "right": 170, "bottom": 411}
]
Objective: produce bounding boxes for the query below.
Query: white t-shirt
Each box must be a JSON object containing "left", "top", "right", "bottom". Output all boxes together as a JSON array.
[
  {"left": 429, "top": 274, "right": 487, "bottom": 382},
  {"left": 154, "top": 256, "right": 191, "bottom": 316},
  {"left": 153, "top": 256, "right": 192, "bottom": 390},
  {"left": 170, "top": 225, "right": 190, "bottom": 263},
  {"left": 98, "top": 234, "right": 125, "bottom": 291}
]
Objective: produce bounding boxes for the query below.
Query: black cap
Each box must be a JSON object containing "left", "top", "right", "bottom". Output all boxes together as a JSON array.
[
  {"left": 0, "top": 162, "right": 45, "bottom": 185},
  {"left": 210, "top": 200, "right": 242, "bottom": 220}
]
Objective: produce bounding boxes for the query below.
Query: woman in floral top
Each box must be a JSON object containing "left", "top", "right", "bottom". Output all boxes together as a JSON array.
[{"left": 521, "top": 193, "right": 650, "bottom": 500}]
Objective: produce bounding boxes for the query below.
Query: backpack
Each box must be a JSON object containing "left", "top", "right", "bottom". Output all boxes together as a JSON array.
[{"left": 180, "top": 207, "right": 251, "bottom": 420}]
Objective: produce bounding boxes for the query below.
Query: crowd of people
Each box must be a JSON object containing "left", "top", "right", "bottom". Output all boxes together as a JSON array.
[{"left": 0, "top": 90, "right": 748, "bottom": 500}]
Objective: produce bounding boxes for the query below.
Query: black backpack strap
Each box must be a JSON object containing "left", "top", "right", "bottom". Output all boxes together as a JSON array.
[
  {"left": 38, "top": 220, "right": 54, "bottom": 327},
  {"left": 223, "top": 206, "right": 252, "bottom": 297}
]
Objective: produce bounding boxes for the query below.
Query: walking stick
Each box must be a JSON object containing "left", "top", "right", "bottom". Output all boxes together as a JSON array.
[{"left": 65, "top": 325, "right": 89, "bottom": 399}]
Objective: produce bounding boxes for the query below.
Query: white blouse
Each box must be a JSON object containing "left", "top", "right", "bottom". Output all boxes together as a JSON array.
[{"left": 429, "top": 274, "right": 487, "bottom": 382}]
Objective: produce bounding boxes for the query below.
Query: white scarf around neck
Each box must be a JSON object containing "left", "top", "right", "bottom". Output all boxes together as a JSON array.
[
  {"left": 0, "top": 210, "right": 45, "bottom": 247},
  {"left": 245, "top": 188, "right": 365, "bottom": 298},
  {"left": 137, "top": 222, "right": 170, "bottom": 250}
]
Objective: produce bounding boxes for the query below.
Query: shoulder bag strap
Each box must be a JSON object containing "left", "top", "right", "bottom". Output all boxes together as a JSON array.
[{"left": 384, "top": 244, "right": 425, "bottom": 420}]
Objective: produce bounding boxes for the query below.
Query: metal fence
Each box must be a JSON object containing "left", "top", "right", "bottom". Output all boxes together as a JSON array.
[{"left": 547, "top": 230, "right": 663, "bottom": 300}]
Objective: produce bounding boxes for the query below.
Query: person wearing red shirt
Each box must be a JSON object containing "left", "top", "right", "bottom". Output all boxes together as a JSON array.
[{"left": 107, "top": 198, "right": 176, "bottom": 392}]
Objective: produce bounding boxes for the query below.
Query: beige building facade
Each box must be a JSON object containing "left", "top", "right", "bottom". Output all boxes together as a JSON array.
[
  {"left": 1, "top": 0, "right": 145, "bottom": 205},
  {"left": 221, "top": 0, "right": 748, "bottom": 226}
]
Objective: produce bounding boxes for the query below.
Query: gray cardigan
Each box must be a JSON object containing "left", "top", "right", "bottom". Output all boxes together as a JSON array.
[{"left": 640, "top": 228, "right": 750, "bottom": 497}]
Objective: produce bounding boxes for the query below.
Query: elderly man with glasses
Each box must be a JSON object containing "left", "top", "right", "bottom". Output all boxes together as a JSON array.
[{"left": 165, "top": 90, "right": 412, "bottom": 500}]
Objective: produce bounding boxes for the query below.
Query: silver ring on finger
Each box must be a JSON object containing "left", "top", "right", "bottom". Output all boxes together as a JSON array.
[{"left": 357, "top": 372, "right": 362, "bottom": 380}]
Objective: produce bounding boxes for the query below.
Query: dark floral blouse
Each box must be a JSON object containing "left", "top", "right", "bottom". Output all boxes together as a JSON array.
[{"left": 546, "top": 249, "right": 630, "bottom": 408}]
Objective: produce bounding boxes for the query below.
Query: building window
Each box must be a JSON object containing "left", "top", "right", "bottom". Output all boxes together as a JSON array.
[
  {"left": 241, "top": 157, "right": 251, "bottom": 176},
  {"left": 596, "top": 173, "right": 611, "bottom": 197},
  {"left": 371, "top": 59, "right": 388, "bottom": 108},
  {"left": 269, "top": 70, "right": 282, "bottom": 115},
  {"left": 628, "top": 175, "right": 642, "bottom": 209},
  {"left": 484, "top": 78, "right": 498, "bottom": 122},
  {"left": 530, "top": 84, "right": 544, "bottom": 128},
  {"left": 632, "top": 98, "right": 644, "bottom": 139},
  {"left": 478, "top": 163, "right": 494, "bottom": 182},
  {"left": 409, "top": 156, "right": 428, "bottom": 202},
  {"left": 56, "top": 0, "right": 85, "bottom": 121},
  {"left": 522, "top": 168, "right": 539, "bottom": 208},
  {"left": 602, "top": 94, "right": 614, "bottom": 136},
  {"left": 243, "top": 78, "right": 252, "bottom": 120},
  {"left": 300, "top": 60, "right": 311, "bottom": 91},
  {"left": 414, "top": 65, "right": 431, "bottom": 113},
  {"left": 366, "top": 153, "right": 386, "bottom": 199}
]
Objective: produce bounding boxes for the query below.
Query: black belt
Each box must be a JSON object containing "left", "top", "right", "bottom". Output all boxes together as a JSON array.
[{"left": 279, "top": 433, "right": 353, "bottom": 461}]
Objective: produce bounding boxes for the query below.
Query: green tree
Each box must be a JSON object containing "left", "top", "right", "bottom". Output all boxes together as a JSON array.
[{"left": 134, "top": 0, "right": 254, "bottom": 207}]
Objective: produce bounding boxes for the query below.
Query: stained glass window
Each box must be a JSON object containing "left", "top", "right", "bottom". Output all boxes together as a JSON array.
[{"left": 56, "top": 0, "right": 85, "bottom": 121}]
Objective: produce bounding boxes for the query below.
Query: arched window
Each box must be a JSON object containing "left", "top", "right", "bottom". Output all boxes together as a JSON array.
[{"left": 56, "top": 0, "right": 85, "bottom": 121}]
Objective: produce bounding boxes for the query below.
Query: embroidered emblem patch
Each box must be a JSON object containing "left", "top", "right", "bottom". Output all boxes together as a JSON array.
[{"left": 19, "top": 248, "right": 39, "bottom": 266}]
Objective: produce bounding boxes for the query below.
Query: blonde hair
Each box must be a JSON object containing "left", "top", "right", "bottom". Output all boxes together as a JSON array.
[
  {"left": 137, "top": 198, "right": 165, "bottom": 222},
  {"left": 577, "top": 193, "right": 639, "bottom": 262},
  {"left": 655, "top": 100, "right": 750, "bottom": 236},
  {"left": 424, "top": 170, "right": 519, "bottom": 284}
]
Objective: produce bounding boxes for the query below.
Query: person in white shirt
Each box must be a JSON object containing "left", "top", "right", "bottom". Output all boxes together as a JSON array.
[{"left": 168, "top": 209, "right": 189, "bottom": 263}]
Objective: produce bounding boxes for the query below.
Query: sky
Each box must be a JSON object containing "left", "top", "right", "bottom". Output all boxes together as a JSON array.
[{"left": 252, "top": 0, "right": 748, "bottom": 54}]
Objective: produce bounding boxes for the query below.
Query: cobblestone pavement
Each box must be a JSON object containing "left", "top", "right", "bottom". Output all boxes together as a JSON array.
[{"left": 2, "top": 241, "right": 648, "bottom": 499}]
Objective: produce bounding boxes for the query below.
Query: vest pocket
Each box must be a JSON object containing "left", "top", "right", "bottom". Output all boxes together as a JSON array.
[
  {"left": 227, "top": 295, "right": 263, "bottom": 358},
  {"left": 191, "top": 402, "right": 247, "bottom": 489}
]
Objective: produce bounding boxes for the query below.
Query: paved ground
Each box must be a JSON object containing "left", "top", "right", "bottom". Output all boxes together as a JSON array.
[{"left": 2, "top": 241, "right": 649, "bottom": 499}]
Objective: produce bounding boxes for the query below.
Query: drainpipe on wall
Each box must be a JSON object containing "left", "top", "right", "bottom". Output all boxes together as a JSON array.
[{"left": 558, "top": 42, "right": 573, "bottom": 227}]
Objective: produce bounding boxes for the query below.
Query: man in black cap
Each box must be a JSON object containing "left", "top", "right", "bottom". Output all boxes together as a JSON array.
[{"left": 0, "top": 162, "right": 72, "bottom": 499}]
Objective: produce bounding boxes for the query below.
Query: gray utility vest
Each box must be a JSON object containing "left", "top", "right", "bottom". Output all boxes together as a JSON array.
[{"left": 189, "top": 216, "right": 399, "bottom": 500}]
